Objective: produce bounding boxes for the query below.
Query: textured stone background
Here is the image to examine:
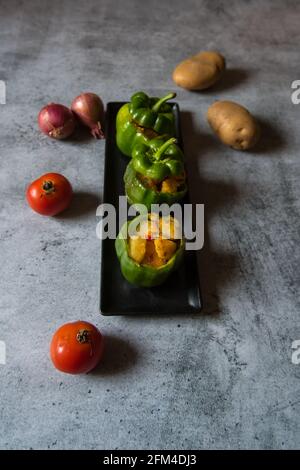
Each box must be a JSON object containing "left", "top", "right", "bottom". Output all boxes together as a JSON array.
[{"left": 0, "top": 0, "right": 299, "bottom": 450}]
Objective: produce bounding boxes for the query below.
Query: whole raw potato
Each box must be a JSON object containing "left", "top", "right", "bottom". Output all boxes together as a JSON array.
[
  {"left": 172, "top": 51, "right": 226, "bottom": 90},
  {"left": 207, "top": 101, "right": 260, "bottom": 150}
]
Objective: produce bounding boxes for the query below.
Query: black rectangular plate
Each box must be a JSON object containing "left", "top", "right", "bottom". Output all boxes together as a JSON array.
[{"left": 100, "top": 102, "right": 202, "bottom": 315}]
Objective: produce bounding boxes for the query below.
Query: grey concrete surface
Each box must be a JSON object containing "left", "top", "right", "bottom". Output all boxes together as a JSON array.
[{"left": 0, "top": 0, "right": 299, "bottom": 450}]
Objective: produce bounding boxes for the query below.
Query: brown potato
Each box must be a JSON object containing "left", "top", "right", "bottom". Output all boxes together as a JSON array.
[
  {"left": 172, "top": 51, "right": 226, "bottom": 90},
  {"left": 207, "top": 101, "right": 260, "bottom": 150}
]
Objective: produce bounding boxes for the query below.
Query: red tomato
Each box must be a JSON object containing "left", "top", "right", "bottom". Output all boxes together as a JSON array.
[
  {"left": 50, "top": 321, "right": 104, "bottom": 374},
  {"left": 26, "top": 173, "right": 73, "bottom": 216}
]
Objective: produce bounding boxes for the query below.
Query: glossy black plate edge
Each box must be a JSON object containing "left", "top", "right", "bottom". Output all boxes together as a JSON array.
[
  {"left": 100, "top": 102, "right": 202, "bottom": 315},
  {"left": 174, "top": 102, "right": 203, "bottom": 313},
  {"left": 99, "top": 103, "right": 115, "bottom": 315},
  {"left": 172, "top": 103, "right": 202, "bottom": 314}
]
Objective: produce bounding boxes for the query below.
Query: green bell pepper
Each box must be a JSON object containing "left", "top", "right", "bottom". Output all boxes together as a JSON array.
[
  {"left": 124, "top": 160, "right": 187, "bottom": 211},
  {"left": 116, "top": 91, "right": 176, "bottom": 157},
  {"left": 115, "top": 214, "right": 185, "bottom": 287},
  {"left": 124, "top": 136, "right": 187, "bottom": 210},
  {"left": 132, "top": 136, "right": 184, "bottom": 181}
]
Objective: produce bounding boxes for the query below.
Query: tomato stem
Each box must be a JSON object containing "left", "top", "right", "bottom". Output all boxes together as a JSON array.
[
  {"left": 42, "top": 180, "right": 55, "bottom": 192},
  {"left": 76, "top": 329, "right": 90, "bottom": 344}
]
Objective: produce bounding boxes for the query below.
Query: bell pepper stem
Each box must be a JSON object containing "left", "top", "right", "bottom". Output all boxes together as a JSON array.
[
  {"left": 152, "top": 92, "right": 176, "bottom": 113},
  {"left": 154, "top": 137, "right": 177, "bottom": 160}
]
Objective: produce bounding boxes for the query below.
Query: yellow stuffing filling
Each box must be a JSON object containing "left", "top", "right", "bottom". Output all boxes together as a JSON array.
[
  {"left": 143, "top": 240, "right": 165, "bottom": 267},
  {"left": 128, "top": 237, "right": 146, "bottom": 264},
  {"left": 139, "top": 172, "right": 186, "bottom": 194},
  {"left": 128, "top": 215, "right": 181, "bottom": 268},
  {"left": 154, "top": 239, "right": 177, "bottom": 263},
  {"left": 161, "top": 178, "right": 178, "bottom": 193}
]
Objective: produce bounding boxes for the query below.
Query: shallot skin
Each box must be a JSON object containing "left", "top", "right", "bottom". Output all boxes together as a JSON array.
[
  {"left": 71, "top": 92, "right": 105, "bottom": 139},
  {"left": 38, "top": 103, "right": 76, "bottom": 140}
]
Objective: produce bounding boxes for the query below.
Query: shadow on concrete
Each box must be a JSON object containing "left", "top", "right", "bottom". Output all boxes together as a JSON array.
[
  {"left": 253, "top": 117, "right": 286, "bottom": 154},
  {"left": 56, "top": 191, "right": 100, "bottom": 219},
  {"left": 66, "top": 124, "right": 94, "bottom": 144},
  {"left": 90, "top": 335, "right": 138, "bottom": 375}
]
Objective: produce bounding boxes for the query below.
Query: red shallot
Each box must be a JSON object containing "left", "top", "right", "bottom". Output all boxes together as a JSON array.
[
  {"left": 71, "top": 92, "right": 105, "bottom": 139},
  {"left": 38, "top": 103, "right": 76, "bottom": 140}
]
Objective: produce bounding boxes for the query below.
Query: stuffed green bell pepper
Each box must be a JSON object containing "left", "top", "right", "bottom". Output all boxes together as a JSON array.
[
  {"left": 124, "top": 136, "right": 187, "bottom": 210},
  {"left": 116, "top": 91, "right": 176, "bottom": 157},
  {"left": 115, "top": 213, "right": 185, "bottom": 287}
]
